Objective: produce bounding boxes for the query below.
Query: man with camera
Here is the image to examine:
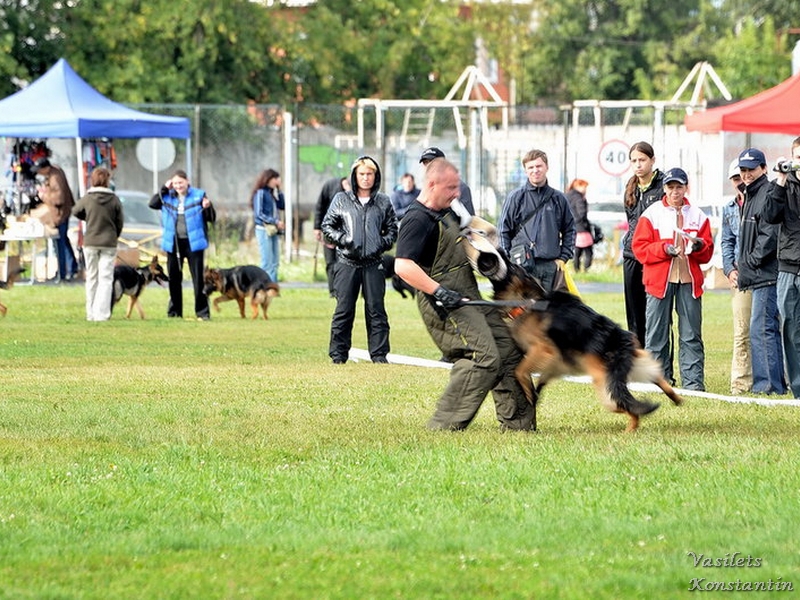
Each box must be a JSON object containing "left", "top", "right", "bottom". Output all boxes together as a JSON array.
[{"left": 764, "top": 136, "right": 800, "bottom": 398}]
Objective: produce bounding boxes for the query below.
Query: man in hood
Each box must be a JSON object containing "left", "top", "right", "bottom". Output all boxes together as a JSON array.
[{"left": 321, "top": 156, "right": 398, "bottom": 364}]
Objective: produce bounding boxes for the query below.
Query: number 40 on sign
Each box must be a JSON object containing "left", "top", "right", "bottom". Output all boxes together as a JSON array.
[{"left": 598, "top": 139, "right": 631, "bottom": 176}]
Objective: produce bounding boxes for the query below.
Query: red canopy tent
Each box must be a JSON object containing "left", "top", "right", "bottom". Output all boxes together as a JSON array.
[{"left": 684, "top": 72, "right": 800, "bottom": 134}]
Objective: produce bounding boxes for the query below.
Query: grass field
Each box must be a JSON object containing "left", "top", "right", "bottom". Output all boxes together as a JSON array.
[{"left": 1, "top": 259, "right": 799, "bottom": 599}]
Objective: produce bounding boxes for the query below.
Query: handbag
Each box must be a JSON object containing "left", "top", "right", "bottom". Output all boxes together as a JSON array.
[
  {"left": 509, "top": 243, "right": 535, "bottom": 272},
  {"left": 508, "top": 197, "right": 548, "bottom": 273},
  {"left": 590, "top": 222, "right": 605, "bottom": 244},
  {"left": 264, "top": 223, "right": 278, "bottom": 236}
]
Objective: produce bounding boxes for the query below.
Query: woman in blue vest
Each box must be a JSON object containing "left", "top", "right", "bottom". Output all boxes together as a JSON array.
[{"left": 149, "top": 170, "right": 216, "bottom": 320}]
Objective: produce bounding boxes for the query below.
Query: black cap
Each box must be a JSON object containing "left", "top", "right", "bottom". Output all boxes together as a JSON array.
[
  {"left": 663, "top": 167, "right": 688, "bottom": 185},
  {"left": 31, "top": 157, "right": 51, "bottom": 174},
  {"left": 419, "top": 147, "right": 446, "bottom": 163}
]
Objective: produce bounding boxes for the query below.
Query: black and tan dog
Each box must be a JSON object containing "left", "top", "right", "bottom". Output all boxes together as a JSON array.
[
  {"left": 492, "top": 263, "right": 683, "bottom": 432},
  {"left": 203, "top": 265, "right": 280, "bottom": 320},
  {"left": 0, "top": 267, "right": 26, "bottom": 317},
  {"left": 112, "top": 255, "right": 169, "bottom": 319}
]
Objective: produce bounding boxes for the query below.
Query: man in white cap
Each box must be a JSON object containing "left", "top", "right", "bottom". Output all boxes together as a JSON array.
[
  {"left": 419, "top": 147, "right": 474, "bottom": 216},
  {"left": 720, "top": 158, "right": 752, "bottom": 394}
]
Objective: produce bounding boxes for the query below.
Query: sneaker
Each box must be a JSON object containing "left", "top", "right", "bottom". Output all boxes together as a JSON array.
[
  {"left": 332, "top": 358, "right": 346, "bottom": 364},
  {"left": 372, "top": 357, "right": 389, "bottom": 364}
]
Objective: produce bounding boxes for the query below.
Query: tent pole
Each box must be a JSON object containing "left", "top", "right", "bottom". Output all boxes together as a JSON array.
[
  {"left": 75, "top": 137, "right": 86, "bottom": 197},
  {"left": 186, "top": 138, "right": 193, "bottom": 182}
]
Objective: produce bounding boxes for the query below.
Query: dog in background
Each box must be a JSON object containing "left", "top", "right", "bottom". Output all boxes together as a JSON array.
[
  {"left": 381, "top": 254, "right": 416, "bottom": 298},
  {"left": 493, "top": 262, "right": 683, "bottom": 432},
  {"left": 112, "top": 255, "right": 169, "bottom": 319},
  {"left": 203, "top": 265, "right": 280, "bottom": 320},
  {"left": 0, "top": 267, "right": 26, "bottom": 317}
]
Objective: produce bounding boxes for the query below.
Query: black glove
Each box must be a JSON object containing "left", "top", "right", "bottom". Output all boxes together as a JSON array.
[
  {"left": 664, "top": 244, "right": 679, "bottom": 257},
  {"left": 433, "top": 285, "right": 465, "bottom": 310},
  {"left": 690, "top": 239, "right": 704, "bottom": 253}
]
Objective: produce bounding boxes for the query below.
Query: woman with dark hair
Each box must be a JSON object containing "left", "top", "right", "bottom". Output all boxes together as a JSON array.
[
  {"left": 623, "top": 142, "right": 665, "bottom": 350},
  {"left": 566, "top": 178, "right": 592, "bottom": 271},
  {"left": 149, "top": 169, "right": 216, "bottom": 320},
  {"left": 251, "top": 168, "right": 285, "bottom": 282}
]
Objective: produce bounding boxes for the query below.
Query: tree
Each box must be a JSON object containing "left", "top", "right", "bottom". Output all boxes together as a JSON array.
[
  {"left": 62, "top": 0, "right": 292, "bottom": 104},
  {"left": 507, "top": 0, "right": 722, "bottom": 103},
  {"left": 714, "top": 15, "right": 791, "bottom": 99},
  {"left": 286, "top": 0, "right": 474, "bottom": 104},
  {"left": 0, "top": 0, "right": 67, "bottom": 97}
]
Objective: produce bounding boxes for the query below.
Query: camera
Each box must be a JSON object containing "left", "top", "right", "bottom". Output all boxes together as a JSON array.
[{"left": 775, "top": 160, "right": 800, "bottom": 173}]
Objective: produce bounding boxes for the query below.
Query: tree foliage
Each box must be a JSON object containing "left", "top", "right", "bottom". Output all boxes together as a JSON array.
[{"left": 0, "top": 0, "right": 797, "bottom": 106}]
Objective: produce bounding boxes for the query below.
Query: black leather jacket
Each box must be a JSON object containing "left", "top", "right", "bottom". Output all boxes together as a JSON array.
[{"left": 321, "top": 158, "right": 398, "bottom": 267}]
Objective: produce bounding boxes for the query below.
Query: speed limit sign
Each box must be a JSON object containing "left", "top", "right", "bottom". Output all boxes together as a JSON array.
[{"left": 598, "top": 139, "right": 631, "bottom": 176}]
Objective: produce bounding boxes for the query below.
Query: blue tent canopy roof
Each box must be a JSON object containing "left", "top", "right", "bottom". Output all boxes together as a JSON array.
[{"left": 0, "top": 58, "right": 190, "bottom": 139}]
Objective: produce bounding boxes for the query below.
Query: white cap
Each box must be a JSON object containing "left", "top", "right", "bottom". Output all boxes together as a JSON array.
[{"left": 728, "top": 158, "right": 740, "bottom": 179}]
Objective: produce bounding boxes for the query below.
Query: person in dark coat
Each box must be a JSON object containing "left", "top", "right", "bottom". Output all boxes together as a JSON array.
[
  {"left": 566, "top": 178, "right": 593, "bottom": 271},
  {"left": 763, "top": 136, "right": 800, "bottom": 398},
  {"left": 737, "top": 148, "right": 786, "bottom": 395},
  {"left": 321, "top": 156, "right": 398, "bottom": 364},
  {"left": 313, "top": 176, "right": 350, "bottom": 296}
]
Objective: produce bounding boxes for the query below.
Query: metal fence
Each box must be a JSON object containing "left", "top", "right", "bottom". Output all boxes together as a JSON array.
[{"left": 96, "top": 100, "right": 797, "bottom": 262}]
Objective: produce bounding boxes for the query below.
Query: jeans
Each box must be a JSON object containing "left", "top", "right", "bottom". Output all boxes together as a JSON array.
[
  {"left": 729, "top": 288, "right": 753, "bottom": 394},
  {"left": 777, "top": 272, "right": 800, "bottom": 397},
  {"left": 750, "top": 285, "right": 786, "bottom": 394},
  {"left": 55, "top": 219, "right": 78, "bottom": 281},
  {"left": 528, "top": 259, "right": 558, "bottom": 293},
  {"left": 644, "top": 283, "right": 704, "bottom": 391},
  {"left": 255, "top": 225, "right": 280, "bottom": 282}
]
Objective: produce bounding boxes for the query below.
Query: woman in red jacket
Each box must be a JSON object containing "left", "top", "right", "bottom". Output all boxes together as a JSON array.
[{"left": 632, "top": 168, "right": 714, "bottom": 391}]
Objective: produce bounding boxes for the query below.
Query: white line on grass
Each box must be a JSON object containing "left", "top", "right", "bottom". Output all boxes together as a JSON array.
[{"left": 348, "top": 348, "right": 800, "bottom": 407}]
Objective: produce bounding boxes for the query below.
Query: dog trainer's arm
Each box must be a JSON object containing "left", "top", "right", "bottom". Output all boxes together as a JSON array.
[
  {"left": 394, "top": 258, "right": 467, "bottom": 305},
  {"left": 394, "top": 258, "right": 440, "bottom": 296}
]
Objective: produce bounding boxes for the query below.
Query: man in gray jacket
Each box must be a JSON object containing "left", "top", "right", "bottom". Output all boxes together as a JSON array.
[{"left": 498, "top": 149, "right": 575, "bottom": 292}]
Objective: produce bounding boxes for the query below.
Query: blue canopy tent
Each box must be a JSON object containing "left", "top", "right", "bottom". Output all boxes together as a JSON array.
[{"left": 0, "top": 58, "right": 191, "bottom": 194}]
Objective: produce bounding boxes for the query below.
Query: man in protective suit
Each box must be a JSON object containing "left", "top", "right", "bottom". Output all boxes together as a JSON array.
[{"left": 394, "top": 158, "right": 534, "bottom": 431}]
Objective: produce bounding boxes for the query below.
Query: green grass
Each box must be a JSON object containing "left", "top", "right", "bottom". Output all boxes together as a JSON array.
[{"left": 1, "top": 261, "right": 799, "bottom": 599}]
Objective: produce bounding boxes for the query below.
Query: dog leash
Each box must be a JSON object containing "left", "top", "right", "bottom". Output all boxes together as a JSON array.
[{"left": 460, "top": 298, "right": 550, "bottom": 311}]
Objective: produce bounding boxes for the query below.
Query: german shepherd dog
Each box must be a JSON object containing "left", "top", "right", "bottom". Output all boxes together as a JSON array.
[
  {"left": 492, "top": 263, "right": 683, "bottom": 432},
  {"left": 0, "top": 267, "right": 26, "bottom": 317},
  {"left": 203, "top": 265, "right": 280, "bottom": 320},
  {"left": 112, "top": 255, "right": 169, "bottom": 319}
]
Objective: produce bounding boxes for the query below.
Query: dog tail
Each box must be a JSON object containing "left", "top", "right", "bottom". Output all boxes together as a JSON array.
[{"left": 605, "top": 330, "right": 660, "bottom": 417}]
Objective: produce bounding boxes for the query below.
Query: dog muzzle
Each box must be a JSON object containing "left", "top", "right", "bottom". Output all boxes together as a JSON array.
[{"left": 461, "top": 226, "right": 507, "bottom": 282}]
